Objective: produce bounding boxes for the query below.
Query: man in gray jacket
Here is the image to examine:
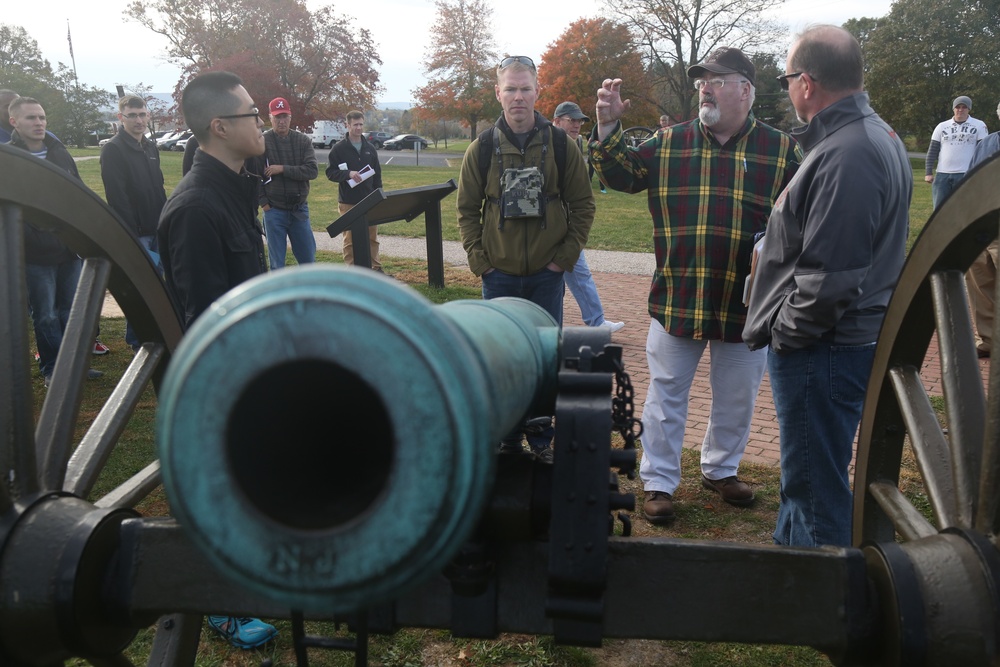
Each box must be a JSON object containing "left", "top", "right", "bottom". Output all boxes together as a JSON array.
[{"left": 743, "top": 25, "right": 911, "bottom": 547}]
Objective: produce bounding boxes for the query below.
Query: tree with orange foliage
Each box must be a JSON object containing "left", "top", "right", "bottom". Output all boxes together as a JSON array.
[
  {"left": 539, "top": 18, "right": 658, "bottom": 129},
  {"left": 412, "top": 0, "right": 501, "bottom": 141},
  {"left": 126, "top": 0, "right": 381, "bottom": 131}
]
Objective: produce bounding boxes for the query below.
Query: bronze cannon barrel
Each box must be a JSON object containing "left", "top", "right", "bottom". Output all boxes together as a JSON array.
[{"left": 156, "top": 266, "right": 564, "bottom": 613}]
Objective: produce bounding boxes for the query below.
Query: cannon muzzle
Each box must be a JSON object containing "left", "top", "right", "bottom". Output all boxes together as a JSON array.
[{"left": 156, "top": 266, "right": 569, "bottom": 612}]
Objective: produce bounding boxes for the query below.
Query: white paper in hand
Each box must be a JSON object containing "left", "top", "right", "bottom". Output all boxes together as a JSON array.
[{"left": 348, "top": 163, "right": 375, "bottom": 188}]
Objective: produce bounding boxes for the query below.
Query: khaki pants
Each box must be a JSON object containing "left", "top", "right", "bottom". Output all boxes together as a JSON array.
[
  {"left": 966, "top": 239, "right": 999, "bottom": 353},
  {"left": 338, "top": 202, "right": 381, "bottom": 270}
]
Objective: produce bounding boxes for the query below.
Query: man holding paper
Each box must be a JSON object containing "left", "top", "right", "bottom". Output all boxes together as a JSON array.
[{"left": 326, "top": 110, "right": 383, "bottom": 270}]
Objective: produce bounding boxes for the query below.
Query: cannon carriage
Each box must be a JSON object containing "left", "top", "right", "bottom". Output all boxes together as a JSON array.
[{"left": 2, "top": 142, "right": 1000, "bottom": 666}]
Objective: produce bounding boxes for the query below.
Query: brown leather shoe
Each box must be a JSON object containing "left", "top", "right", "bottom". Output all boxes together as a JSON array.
[
  {"left": 701, "top": 475, "right": 755, "bottom": 507},
  {"left": 643, "top": 491, "right": 676, "bottom": 524}
]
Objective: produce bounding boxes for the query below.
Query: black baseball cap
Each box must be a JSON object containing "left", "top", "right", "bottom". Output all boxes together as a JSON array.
[{"left": 687, "top": 47, "right": 756, "bottom": 86}]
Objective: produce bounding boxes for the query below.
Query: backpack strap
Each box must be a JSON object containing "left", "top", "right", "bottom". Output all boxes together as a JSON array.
[{"left": 477, "top": 122, "right": 568, "bottom": 230}]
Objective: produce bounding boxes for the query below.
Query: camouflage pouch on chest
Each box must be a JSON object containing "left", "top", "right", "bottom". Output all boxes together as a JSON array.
[{"left": 499, "top": 166, "right": 545, "bottom": 220}]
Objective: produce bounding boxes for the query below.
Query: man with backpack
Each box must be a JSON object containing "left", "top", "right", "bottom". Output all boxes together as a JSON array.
[{"left": 457, "top": 55, "right": 595, "bottom": 463}]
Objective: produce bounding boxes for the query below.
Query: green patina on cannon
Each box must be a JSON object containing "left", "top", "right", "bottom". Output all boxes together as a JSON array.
[
  {"left": 157, "top": 266, "right": 571, "bottom": 612},
  {"left": 3, "top": 141, "right": 1000, "bottom": 666}
]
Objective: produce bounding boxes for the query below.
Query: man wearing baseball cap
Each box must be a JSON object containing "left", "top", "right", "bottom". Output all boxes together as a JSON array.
[
  {"left": 925, "top": 95, "right": 989, "bottom": 210},
  {"left": 259, "top": 96, "right": 318, "bottom": 269},
  {"left": 552, "top": 101, "right": 624, "bottom": 333},
  {"left": 591, "top": 47, "right": 800, "bottom": 525}
]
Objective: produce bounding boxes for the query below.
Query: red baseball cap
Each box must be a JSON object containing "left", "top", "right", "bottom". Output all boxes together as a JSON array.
[{"left": 268, "top": 97, "right": 291, "bottom": 116}]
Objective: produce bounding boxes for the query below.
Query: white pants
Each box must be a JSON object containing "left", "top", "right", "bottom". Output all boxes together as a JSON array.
[{"left": 639, "top": 319, "right": 767, "bottom": 494}]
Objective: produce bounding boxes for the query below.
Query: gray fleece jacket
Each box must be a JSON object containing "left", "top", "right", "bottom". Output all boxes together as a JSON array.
[{"left": 743, "top": 92, "right": 912, "bottom": 352}]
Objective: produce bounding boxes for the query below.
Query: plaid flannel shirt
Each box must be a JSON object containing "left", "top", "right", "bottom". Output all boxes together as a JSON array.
[{"left": 591, "top": 115, "right": 800, "bottom": 342}]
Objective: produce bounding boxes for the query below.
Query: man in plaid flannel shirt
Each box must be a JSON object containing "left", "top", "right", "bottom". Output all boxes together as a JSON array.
[{"left": 591, "top": 48, "right": 800, "bottom": 525}]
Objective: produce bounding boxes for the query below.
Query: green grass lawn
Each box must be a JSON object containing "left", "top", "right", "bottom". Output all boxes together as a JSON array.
[{"left": 70, "top": 148, "right": 934, "bottom": 256}]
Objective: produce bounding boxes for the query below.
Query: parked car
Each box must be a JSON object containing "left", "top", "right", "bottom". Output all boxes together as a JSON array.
[
  {"left": 365, "top": 131, "right": 392, "bottom": 149},
  {"left": 174, "top": 136, "right": 192, "bottom": 152},
  {"left": 162, "top": 130, "right": 193, "bottom": 152},
  {"left": 383, "top": 134, "right": 429, "bottom": 151},
  {"left": 156, "top": 130, "right": 184, "bottom": 151}
]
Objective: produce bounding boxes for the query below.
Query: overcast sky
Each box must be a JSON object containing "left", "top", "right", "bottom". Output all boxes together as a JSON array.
[{"left": 6, "top": 0, "right": 895, "bottom": 106}]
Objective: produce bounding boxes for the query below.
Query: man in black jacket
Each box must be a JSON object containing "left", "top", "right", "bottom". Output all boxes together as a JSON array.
[
  {"left": 156, "top": 71, "right": 276, "bottom": 649},
  {"left": 10, "top": 96, "right": 102, "bottom": 386},
  {"left": 101, "top": 94, "right": 168, "bottom": 351},
  {"left": 158, "top": 72, "right": 269, "bottom": 330},
  {"left": 326, "top": 110, "right": 383, "bottom": 270}
]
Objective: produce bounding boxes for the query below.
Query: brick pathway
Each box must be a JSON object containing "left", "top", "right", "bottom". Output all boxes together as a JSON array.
[{"left": 562, "top": 271, "right": 952, "bottom": 467}]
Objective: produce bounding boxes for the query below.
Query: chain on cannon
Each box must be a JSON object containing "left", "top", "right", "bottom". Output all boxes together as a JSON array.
[{"left": 4, "top": 143, "right": 1000, "bottom": 665}]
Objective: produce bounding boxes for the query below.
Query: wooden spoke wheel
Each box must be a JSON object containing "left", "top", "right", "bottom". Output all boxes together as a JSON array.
[
  {"left": 622, "top": 126, "right": 655, "bottom": 148},
  {"left": 853, "top": 155, "right": 1000, "bottom": 664},
  {"left": 0, "top": 144, "right": 193, "bottom": 664}
]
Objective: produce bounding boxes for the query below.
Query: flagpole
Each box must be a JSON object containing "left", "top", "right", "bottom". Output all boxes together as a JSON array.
[{"left": 66, "top": 19, "right": 80, "bottom": 90}]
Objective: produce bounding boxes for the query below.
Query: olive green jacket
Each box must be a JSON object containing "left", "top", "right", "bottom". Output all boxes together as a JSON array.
[{"left": 457, "top": 113, "right": 595, "bottom": 276}]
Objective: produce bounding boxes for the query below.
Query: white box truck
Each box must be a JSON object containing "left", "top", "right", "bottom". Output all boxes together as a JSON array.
[{"left": 308, "top": 120, "right": 347, "bottom": 148}]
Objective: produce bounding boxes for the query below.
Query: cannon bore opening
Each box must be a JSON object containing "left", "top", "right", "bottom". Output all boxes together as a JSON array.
[{"left": 226, "top": 360, "right": 394, "bottom": 531}]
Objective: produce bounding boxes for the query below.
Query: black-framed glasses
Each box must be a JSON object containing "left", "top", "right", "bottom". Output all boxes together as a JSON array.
[
  {"left": 213, "top": 107, "right": 261, "bottom": 127},
  {"left": 776, "top": 72, "right": 805, "bottom": 91},
  {"left": 498, "top": 56, "right": 535, "bottom": 71},
  {"left": 122, "top": 111, "right": 149, "bottom": 120}
]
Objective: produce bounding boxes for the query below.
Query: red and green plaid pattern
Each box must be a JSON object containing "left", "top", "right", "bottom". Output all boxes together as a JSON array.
[{"left": 592, "top": 116, "right": 800, "bottom": 342}]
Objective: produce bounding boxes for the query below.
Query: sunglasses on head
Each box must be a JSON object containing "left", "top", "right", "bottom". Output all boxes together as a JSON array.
[{"left": 498, "top": 56, "right": 535, "bottom": 71}]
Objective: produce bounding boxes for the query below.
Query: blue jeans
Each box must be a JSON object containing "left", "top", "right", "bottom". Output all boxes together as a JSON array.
[
  {"left": 931, "top": 171, "right": 965, "bottom": 210},
  {"left": 26, "top": 258, "right": 82, "bottom": 377},
  {"left": 564, "top": 252, "right": 606, "bottom": 326},
  {"left": 125, "top": 235, "right": 163, "bottom": 350},
  {"left": 264, "top": 203, "right": 316, "bottom": 269},
  {"left": 768, "top": 342, "right": 876, "bottom": 547},
  {"left": 481, "top": 266, "right": 564, "bottom": 450},
  {"left": 481, "top": 266, "right": 565, "bottom": 326}
]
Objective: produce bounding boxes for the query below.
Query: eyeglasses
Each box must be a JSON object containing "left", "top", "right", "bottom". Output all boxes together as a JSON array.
[
  {"left": 216, "top": 107, "right": 261, "bottom": 123},
  {"left": 776, "top": 72, "right": 805, "bottom": 90},
  {"left": 498, "top": 56, "right": 535, "bottom": 71},
  {"left": 123, "top": 111, "right": 149, "bottom": 120},
  {"left": 693, "top": 78, "right": 747, "bottom": 90}
]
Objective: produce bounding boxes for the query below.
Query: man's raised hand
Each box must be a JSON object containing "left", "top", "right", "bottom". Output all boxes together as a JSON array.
[{"left": 596, "top": 78, "right": 630, "bottom": 141}]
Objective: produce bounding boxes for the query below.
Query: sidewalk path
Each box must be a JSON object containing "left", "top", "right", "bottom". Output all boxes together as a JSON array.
[
  {"left": 104, "top": 231, "right": 950, "bottom": 468},
  {"left": 314, "top": 232, "right": 951, "bottom": 468}
]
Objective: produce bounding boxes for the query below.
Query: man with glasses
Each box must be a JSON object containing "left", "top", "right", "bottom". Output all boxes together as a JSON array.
[
  {"left": 592, "top": 47, "right": 800, "bottom": 525},
  {"left": 551, "top": 100, "right": 623, "bottom": 333},
  {"left": 457, "top": 56, "right": 595, "bottom": 463},
  {"left": 744, "top": 26, "right": 911, "bottom": 547},
  {"left": 158, "top": 72, "right": 268, "bottom": 329},
  {"left": 157, "top": 72, "right": 275, "bottom": 648},
  {"left": 101, "top": 95, "right": 168, "bottom": 351},
  {"left": 259, "top": 97, "right": 317, "bottom": 269}
]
